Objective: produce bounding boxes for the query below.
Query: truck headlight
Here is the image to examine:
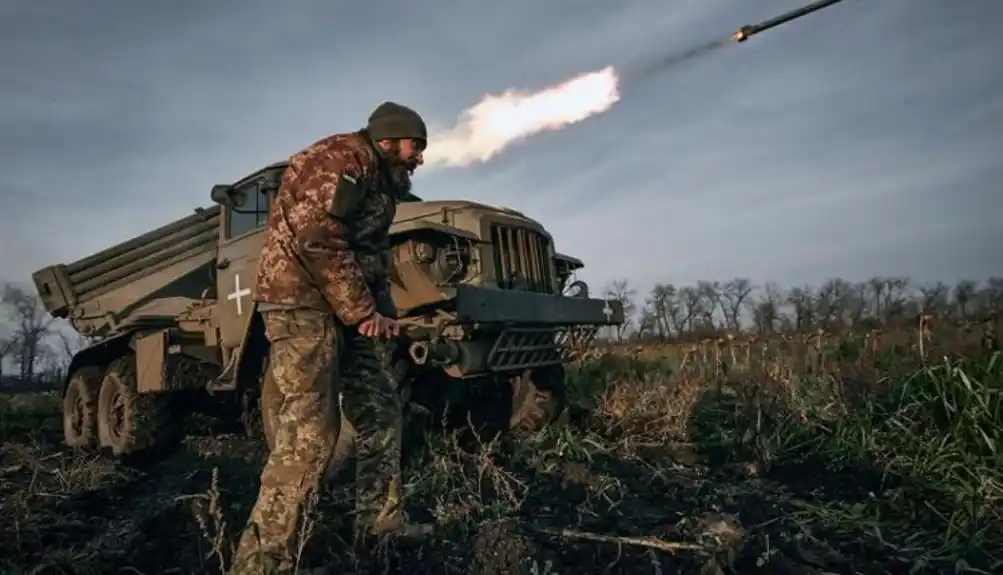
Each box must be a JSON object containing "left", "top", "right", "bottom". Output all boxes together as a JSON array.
[
  {"left": 430, "top": 239, "right": 471, "bottom": 284},
  {"left": 409, "top": 234, "right": 473, "bottom": 285},
  {"left": 414, "top": 242, "right": 437, "bottom": 264}
]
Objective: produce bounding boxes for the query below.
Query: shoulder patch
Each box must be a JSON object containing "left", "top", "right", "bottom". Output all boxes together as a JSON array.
[{"left": 328, "top": 172, "right": 364, "bottom": 218}]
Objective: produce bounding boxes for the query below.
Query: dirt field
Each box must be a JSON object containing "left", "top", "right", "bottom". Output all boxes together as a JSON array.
[{"left": 1, "top": 323, "right": 1000, "bottom": 574}]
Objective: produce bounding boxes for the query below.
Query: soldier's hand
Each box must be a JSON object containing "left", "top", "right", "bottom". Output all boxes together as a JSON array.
[
  {"left": 380, "top": 315, "right": 401, "bottom": 338},
  {"left": 358, "top": 312, "right": 400, "bottom": 339}
]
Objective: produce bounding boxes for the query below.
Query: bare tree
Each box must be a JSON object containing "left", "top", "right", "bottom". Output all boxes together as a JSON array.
[
  {"left": 0, "top": 333, "right": 17, "bottom": 387},
  {"left": 748, "top": 281, "right": 783, "bottom": 336},
  {"left": 678, "top": 286, "right": 702, "bottom": 335},
  {"left": 880, "top": 276, "right": 913, "bottom": 324},
  {"left": 719, "top": 278, "right": 754, "bottom": 331},
  {"left": 603, "top": 279, "right": 637, "bottom": 341},
  {"left": 787, "top": 285, "right": 815, "bottom": 332},
  {"left": 635, "top": 308, "right": 659, "bottom": 339},
  {"left": 868, "top": 277, "right": 887, "bottom": 319},
  {"left": 646, "top": 283, "right": 680, "bottom": 339},
  {"left": 815, "top": 278, "right": 852, "bottom": 330},
  {"left": 953, "top": 280, "right": 977, "bottom": 320},
  {"left": 44, "top": 326, "right": 89, "bottom": 380},
  {"left": 983, "top": 277, "right": 1003, "bottom": 313},
  {"left": 695, "top": 280, "right": 722, "bottom": 332},
  {"left": 843, "top": 282, "right": 870, "bottom": 328},
  {"left": 2, "top": 283, "right": 55, "bottom": 384},
  {"left": 918, "top": 281, "right": 951, "bottom": 315}
]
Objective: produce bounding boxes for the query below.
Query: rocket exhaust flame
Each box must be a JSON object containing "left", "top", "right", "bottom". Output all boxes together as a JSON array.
[
  {"left": 423, "top": 66, "right": 621, "bottom": 168},
  {"left": 423, "top": 0, "right": 849, "bottom": 170}
]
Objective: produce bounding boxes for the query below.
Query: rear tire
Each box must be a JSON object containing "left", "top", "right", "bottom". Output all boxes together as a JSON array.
[
  {"left": 63, "top": 367, "right": 103, "bottom": 449},
  {"left": 96, "top": 356, "right": 181, "bottom": 463}
]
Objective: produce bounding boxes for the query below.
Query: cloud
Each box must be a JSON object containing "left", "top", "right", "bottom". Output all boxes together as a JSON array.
[{"left": 1, "top": 0, "right": 1001, "bottom": 304}]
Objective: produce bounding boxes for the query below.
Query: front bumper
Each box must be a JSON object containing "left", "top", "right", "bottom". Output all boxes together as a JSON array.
[
  {"left": 452, "top": 284, "right": 625, "bottom": 326},
  {"left": 406, "top": 285, "right": 623, "bottom": 376}
]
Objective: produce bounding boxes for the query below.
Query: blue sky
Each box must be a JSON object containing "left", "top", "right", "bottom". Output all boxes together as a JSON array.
[{"left": 1, "top": 0, "right": 1000, "bottom": 302}]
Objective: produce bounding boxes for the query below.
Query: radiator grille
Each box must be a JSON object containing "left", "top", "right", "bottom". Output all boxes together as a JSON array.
[{"left": 490, "top": 224, "right": 554, "bottom": 293}]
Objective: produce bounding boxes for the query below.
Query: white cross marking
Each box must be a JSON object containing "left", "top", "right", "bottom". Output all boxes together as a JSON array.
[
  {"left": 227, "top": 274, "right": 252, "bottom": 316},
  {"left": 602, "top": 300, "right": 614, "bottom": 321}
]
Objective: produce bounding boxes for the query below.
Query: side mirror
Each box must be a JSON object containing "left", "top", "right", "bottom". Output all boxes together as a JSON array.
[
  {"left": 553, "top": 253, "right": 585, "bottom": 274},
  {"left": 210, "top": 184, "right": 232, "bottom": 205},
  {"left": 563, "top": 279, "right": 589, "bottom": 299}
]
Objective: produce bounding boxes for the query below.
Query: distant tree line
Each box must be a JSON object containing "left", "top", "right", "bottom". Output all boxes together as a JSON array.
[
  {"left": 601, "top": 276, "right": 1003, "bottom": 342},
  {"left": 3, "top": 276, "right": 1001, "bottom": 388}
]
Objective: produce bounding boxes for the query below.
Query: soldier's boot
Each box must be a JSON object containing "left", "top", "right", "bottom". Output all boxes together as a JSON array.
[
  {"left": 356, "top": 472, "right": 434, "bottom": 540},
  {"left": 368, "top": 507, "right": 435, "bottom": 539},
  {"left": 358, "top": 478, "right": 435, "bottom": 539}
]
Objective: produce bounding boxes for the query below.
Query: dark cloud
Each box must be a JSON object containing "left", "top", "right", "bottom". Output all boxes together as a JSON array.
[{"left": 1, "top": 0, "right": 1000, "bottom": 296}]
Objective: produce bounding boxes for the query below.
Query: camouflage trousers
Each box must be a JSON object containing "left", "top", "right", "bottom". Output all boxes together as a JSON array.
[
  {"left": 230, "top": 309, "right": 342, "bottom": 575},
  {"left": 339, "top": 329, "right": 407, "bottom": 538}
]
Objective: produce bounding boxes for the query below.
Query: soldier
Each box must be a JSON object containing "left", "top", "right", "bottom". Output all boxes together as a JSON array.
[
  {"left": 339, "top": 105, "right": 437, "bottom": 544},
  {"left": 230, "top": 101, "right": 431, "bottom": 575}
]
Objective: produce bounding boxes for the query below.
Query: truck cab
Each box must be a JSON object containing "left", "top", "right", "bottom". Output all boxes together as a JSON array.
[{"left": 207, "top": 165, "right": 279, "bottom": 372}]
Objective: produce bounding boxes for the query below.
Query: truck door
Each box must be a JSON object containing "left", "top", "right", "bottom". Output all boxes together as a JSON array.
[{"left": 215, "top": 179, "right": 268, "bottom": 357}]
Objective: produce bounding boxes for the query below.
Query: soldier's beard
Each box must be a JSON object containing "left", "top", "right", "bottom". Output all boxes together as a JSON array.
[
  {"left": 389, "top": 162, "right": 413, "bottom": 196},
  {"left": 383, "top": 148, "right": 416, "bottom": 198}
]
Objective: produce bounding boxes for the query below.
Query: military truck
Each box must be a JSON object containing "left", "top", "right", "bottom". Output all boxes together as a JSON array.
[{"left": 31, "top": 161, "right": 624, "bottom": 461}]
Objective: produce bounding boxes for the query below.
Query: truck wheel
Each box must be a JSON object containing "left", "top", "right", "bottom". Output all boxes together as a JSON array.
[
  {"left": 508, "top": 365, "right": 569, "bottom": 431},
  {"left": 96, "top": 356, "right": 180, "bottom": 462},
  {"left": 63, "top": 366, "right": 103, "bottom": 449}
]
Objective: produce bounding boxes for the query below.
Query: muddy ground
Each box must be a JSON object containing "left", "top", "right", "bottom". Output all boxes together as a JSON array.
[{"left": 1, "top": 347, "right": 999, "bottom": 574}]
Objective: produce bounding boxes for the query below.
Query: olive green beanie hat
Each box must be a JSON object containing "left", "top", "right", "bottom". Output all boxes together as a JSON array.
[{"left": 367, "top": 101, "right": 427, "bottom": 142}]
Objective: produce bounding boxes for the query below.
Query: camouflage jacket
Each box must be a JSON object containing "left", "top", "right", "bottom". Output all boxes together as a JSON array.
[{"left": 254, "top": 132, "right": 397, "bottom": 325}]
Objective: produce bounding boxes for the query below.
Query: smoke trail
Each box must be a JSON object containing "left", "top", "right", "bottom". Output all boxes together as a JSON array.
[
  {"left": 423, "top": 67, "right": 621, "bottom": 168},
  {"left": 624, "top": 37, "right": 731, "bottom": 81}
]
